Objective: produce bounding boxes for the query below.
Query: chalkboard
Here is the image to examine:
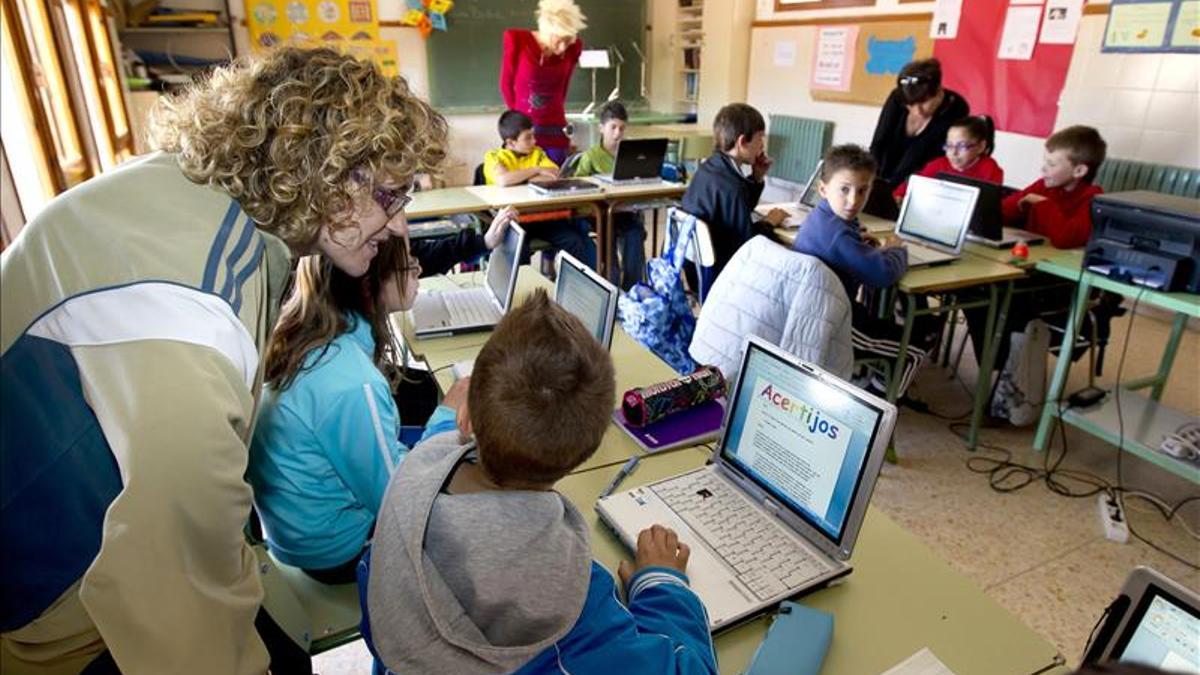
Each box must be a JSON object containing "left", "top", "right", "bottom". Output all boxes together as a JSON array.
[{"left": 426, "top": 0, "right": 647, "bottom": 110}]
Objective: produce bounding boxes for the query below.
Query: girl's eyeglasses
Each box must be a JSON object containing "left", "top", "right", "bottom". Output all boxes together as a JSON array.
[
  {"left": 372, "top": 185, "right": 413, "bottom": 219},
  {"left": 943, "top": 141, "right": 980, "bottom": 152}
]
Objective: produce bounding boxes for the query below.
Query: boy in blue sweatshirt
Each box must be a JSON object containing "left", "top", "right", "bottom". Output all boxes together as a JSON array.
[
  {"left": 364, "top": 289, "right": 717, "bottom": 675},
  {"left": 793, "top": 144, "right": 927, "bottom": 398}
]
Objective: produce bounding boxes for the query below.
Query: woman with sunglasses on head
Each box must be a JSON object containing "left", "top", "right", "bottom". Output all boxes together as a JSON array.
[
  {"left": 869, "top": 58, "right": 971, "bottom": 191},
  {"left": 248, "top": 236, "right": 468, "bottom": 586},
  {"left": 1, "top": 46, "right": 445, "bottom": 674}
]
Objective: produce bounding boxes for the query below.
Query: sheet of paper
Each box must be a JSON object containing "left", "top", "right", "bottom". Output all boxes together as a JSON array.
[
  {"left": 930, "top": 0, "right": 964, "bottom": 39},
  {"left": 774, "top": 40, "right": 797, "bottom": 66},
  {"left": 998, "top": 5, "right": 1043, "bottom": 59},
  {"left": 881, "top": 648, "right": 958, "bottom": 675},
  {"left": 1169, "top": 0, "right": 1200, "bottom": 48},
  {"left": 1104, "top": 1, "right": 1173, "bottom": 48},
  {"left": 1039, "top": 0, "right": 1084, "bottom": 43},
  {"left": 1010, "top": 0, "right": 1043, "bottom": 5},
  {"left": 810, "top": 26, "right": 859, "bottom": 91}
]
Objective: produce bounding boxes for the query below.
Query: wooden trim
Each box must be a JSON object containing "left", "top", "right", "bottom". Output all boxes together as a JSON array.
[
  {"left": 773, "top": 0, "right": 874, "bottom": 12},
  {"left": 75, "top": 0, "right": 120, "bottom": 159},
  {"left": 754, "top": 11, "right": 931, "bottom": 27},
  {"left": 1083, "top": 3, "right": 1109, "bottom": 15},
  {"left": 2, "top": 0, "right": 67, "bottom": 193}
]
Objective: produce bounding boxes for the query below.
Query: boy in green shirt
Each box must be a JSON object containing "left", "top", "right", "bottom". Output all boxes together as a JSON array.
[{"left": 573, "top": 101, "right": 646, "bottom": 289}]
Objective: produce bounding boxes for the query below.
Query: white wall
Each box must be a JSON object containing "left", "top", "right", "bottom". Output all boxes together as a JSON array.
[{"left": 747, "top": 5, "right": 1200, "bottom": 188}]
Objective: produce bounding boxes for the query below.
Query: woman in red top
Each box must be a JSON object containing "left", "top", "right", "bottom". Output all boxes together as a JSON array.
[
  {"left": 894, "top": 115, "right": 1004, "bottom": 199},
  {"left": 500, "top": 0, "right": 586, "bottom": 165}
]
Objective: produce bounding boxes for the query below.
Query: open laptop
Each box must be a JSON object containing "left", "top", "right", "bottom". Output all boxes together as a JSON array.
[
  {"left": 753, "top": 161, "right": 823, "bottom": 228},
  {"left": 893, "top": 174, "right": 979, "bottom": 267},
  {"left": 555, "top": 251, "right": 619, "bottom": 349},
  {"left": 528, "top": 178, "right": 602, "bottom": 196},
  {"left": 409, "top": 223, "right": 527, "bottom": 337},
  {"left": 594, "top": 138, "right": 669, "bottom": 185},
  {"left": 597, "top": 336, "right": 897, "bottom": 632},
  {"left": 1082, "top": 566, "right": 1199, "bottom": 671},
  {"left": 937, "top": 173, "right": 1045, "bottom": 248}
]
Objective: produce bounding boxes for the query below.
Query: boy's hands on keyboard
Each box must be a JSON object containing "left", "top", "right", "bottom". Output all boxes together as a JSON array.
[
  {"left": 618, "top": 524, "right": 691, "bottom": 587},
  {"left": 483, "top": 206, "right": 519, "bottom": 250},
  {"left": 881, "top": 235, "right": 904, "bottom": 250}
]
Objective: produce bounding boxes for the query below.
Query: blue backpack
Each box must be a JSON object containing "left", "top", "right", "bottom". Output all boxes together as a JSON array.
[{"left": 618, "top": 209, "right": 701, "bottom": 374}]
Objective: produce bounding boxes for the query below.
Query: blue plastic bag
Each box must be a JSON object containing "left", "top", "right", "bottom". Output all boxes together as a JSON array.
[{"left": 619, "top": 210, "right": 699, "bottom": 374}]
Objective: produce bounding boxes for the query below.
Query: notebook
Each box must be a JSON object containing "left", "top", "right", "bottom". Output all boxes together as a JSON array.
[
  {"left": 611, "top": 398, "right": 725, "bottom": 453},
  {"left": 1082, "top": 566, "right": 1199, "bottom": 671},
  {"left": 755, "top": 160, "right": 823, "bottom": 229},
  {"left": 894, "top": 175, "right": 979, "bottom": 267},
  {"left": 528, "top": 178, "right": 602, "bottom": 196},
  {"left": 593, "top": 138, "right": 669, "bottom": 185},
  {"left": 597, "top": 335, "right": 897, "bottom": 632},
  {"left": 936, "top": 173, "right": 1045, "bottom": 248},
  {"left": 409, "top": 223, "right": 526, "bottom": 338}
]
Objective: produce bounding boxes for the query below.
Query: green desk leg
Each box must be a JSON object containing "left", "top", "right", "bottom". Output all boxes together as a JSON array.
[
  {"left": 966, "top": 282, "right": 1012, "bottom": 450},
  {"left": 1033, "top": 276, "right": 1093, "bottom": 451},
  {"left": 882, "top": 293, "right": 918, "bottom": 463},
  {"left": 1140, "top": 312, "right": 1187, "bottom": 401}
]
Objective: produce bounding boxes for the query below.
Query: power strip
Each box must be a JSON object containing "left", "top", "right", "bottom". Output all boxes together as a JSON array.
[{"left": 1098, "top": 494, "right": 1129, "bottom": 544}]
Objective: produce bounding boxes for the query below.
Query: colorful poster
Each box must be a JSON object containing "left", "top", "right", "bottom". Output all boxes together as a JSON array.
[
  {"left": 810, "top": 26, "right": 859, "bottom": 91},
  {"left": 1169, "top": 0, "right": 1200, "bottom": 47},
  {"left": 1039, "top": 0, "right": 1085, "bottom": 43},
  {"left": 931, "top": 0, "right": 964, "bottom": 39},
  {"left": 1104, "top": 2, "right": 1173, "bottom": 48},
  {"left": 998, "top": 5, "right": 1042, "bottom": 59},
  {"left": 247, "top": 0, "right": 379, "bottom": 51}
]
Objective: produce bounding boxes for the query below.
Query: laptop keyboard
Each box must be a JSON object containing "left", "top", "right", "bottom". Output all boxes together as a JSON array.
[
  {"left": 651, "top": 472, "right": 828, "bottom": 601},
  {"left": 903, "top": 243, "right": 949, "bottom": 265},
  {"left": 443, "top": 291, "right": 496, "bottom": 326}
]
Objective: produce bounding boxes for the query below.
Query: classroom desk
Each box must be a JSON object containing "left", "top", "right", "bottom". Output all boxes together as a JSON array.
[
  {"left": 407, "top": 187, "right": 489, "bottom": 220},
  {"left": 962, "top": 240, "right": 1066, "bottom": 270},
  {"left": 1031, "top": 250, "right": 1200, "bottom": 485},
  {"left": 395, "top": 267, "right": 696, "bottom": 474},
  {"left": 556, "top": 450, "right": 1067, "bottom": 675},
  {"left": 775, "top": 226, "right": 1024, "bottom": 451}
]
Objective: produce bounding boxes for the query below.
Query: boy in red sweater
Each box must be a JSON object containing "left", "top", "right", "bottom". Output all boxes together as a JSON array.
[
  {"left": 894, "top": 115, "right": 1003, "bottom": 199},
  {"left": 1001, "top": 125, "right": 1107, "bottom": 249}
]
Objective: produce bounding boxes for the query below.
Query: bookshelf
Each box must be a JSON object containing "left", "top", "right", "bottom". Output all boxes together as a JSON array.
[
  {"left": 116, "top": 0, "right": 237, "bottom": 90},
  {"left": 676, "top": 0, "right": 703, "bottom": 112}
]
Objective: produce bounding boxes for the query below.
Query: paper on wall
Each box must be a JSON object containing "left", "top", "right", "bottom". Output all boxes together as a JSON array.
[
  {"left": 810, "top": 26, "right": 858, "bottom": 91},
  {"left": 1169, "top": 0, "right": 1200, "bottom": 48},
  {"left": 774, "top": 40, "right": 797, "bottom": 66},
  {"left": 998, "top": 5, "right": 1042, "bottom": 59},
  {"left": 930, "top": 0, "right": 964, "bottom": 39},
  {"left": 1039, "top": 0, "right": 1084, "bottom": 44},
  {"left": 1010, "top": 0, "right": 1043, "bottom": 5},
  {"left": 1104, "top": 1, "right": 1173, "bottom": 48}
]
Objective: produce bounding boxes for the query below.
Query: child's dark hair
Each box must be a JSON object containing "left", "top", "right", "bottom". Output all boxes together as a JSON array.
[
  {"left": 1046, "top": 125, "right": 1107, "bottom": 183},
  {"left": 897, "top": 59, "right": 943, "bottom": 105},
  {"left": 468, "top": 289, "right": 616, "bottom": 487},
  {"left": 599, "top": 100, "right": 628, "bottom": 124},
  {"left": 950, "top": 115, "right": 996, "bottom": 156},
  {"left": 713, "top": 103, "right": 765, "bottom": 152},
  {"left": 820, "top": 144, "right": 877, "bottom": 182},
  {"left": 498, "top": 109, "right": 534, "bottom": 143}
]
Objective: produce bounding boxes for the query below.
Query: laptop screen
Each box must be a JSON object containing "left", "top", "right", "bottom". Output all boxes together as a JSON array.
[
  {"left": 799, "top": 160, "right": 822, "bottom": 208},
  {"left": 719, "top": 342, "right": 885, "bottom": 543},
  {"left": 555, "top": 254, "right": 616, "bottom": 348},
  {"left": 897, "top": 175, "right": 978, "bottom": 249},
  {"left": 1114, "top": 587, "right": 1200, "bottom": 671},
  {"left": 485, "top": 224, "right": 521, "bottom": 310}
]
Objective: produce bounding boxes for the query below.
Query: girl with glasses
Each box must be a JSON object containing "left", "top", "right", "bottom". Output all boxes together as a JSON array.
[{"left": 893, "top": 115, "right": 1004, "bottom": 200}]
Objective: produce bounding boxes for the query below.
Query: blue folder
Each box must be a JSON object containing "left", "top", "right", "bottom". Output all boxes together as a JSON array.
[{"left": 746, "top": 602, "right": 834, "bottom": 675}]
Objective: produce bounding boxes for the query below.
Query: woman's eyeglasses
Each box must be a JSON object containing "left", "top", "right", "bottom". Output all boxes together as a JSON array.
[
  {"left": 372, "top": 185, "right": 413, "bottom": 219},
  {"left": 943, "top": 141, "right": 980, "bottom": 152}
]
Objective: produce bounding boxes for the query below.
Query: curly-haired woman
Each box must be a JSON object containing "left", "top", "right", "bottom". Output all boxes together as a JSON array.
[{"left": 0, "top": 47, "right": 446, "bottom": 674}]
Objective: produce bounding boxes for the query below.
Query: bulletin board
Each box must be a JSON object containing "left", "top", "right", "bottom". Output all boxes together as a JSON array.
[{"left": 811, "top": 17, "right": 933, "bottom": 106}]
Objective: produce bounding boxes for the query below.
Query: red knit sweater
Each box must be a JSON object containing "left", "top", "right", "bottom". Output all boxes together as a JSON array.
[
  {"left": 1001, "top": 179, "right": 1104, "bottom": 249},
  {"left": 499, "top": 29, "right": 582, "bottom": 151},
  {"left": 893, "top": 155, "right": 1005, "bottom": 198}
]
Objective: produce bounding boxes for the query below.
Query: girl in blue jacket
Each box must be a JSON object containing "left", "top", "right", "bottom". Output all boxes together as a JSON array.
[{"left": 249, "top": 236, "right": 466, "bottom": 583}]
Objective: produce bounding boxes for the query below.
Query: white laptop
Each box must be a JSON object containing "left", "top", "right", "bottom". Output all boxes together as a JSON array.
[
  {"left": 597, "top": 336, "right": 897, "bottom": 632},
  {"left": 894, "top": 174, "right": 979, "bottom": 267},
  {"left": 554, "top": 251, "right": 619, "bottom": 349},
  {"left": 409, "top": 223, "right": 527, "bottom": 338},
  {"left": 593, "top": 138, "right": 669, "bottom": 186},
  {"left": 754, "top": 160, "right": 823, "bottom": 229},
  {"left": 1083, "top": 566, "right": 1199, "bottom": 671}
]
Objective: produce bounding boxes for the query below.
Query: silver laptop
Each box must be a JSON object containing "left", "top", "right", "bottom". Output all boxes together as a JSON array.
[
  {"left": 555, "top": 251, "right": 619, "bottom": 349},
  {"left": 894, "top": 174, "right": 979, "bottom": 267},
  {"left": 409, "top": 223, "right": 526, "bottom": 337},
  {"left": 1083, "top": 566, "right": 1199, "bottom": 670},
  {"left": 528, "top": 178, "right": 602, "bottom": 196},
  {"left": 594, "top": 138, "right": 669, "bottom": 186},
  {"left": 797, "top": 160, "right": 822, "bottom": 212},
  {"left": 597, "top": 336, "right": 897, "bottom": 632}
]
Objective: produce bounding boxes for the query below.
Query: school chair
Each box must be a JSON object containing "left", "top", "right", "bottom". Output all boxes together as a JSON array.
[{"left": 665, "top": 206, "right": 714, "bottom": 305}]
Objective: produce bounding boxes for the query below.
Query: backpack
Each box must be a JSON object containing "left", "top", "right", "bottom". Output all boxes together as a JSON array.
[{"left": 618, "top": 209, "right": 700, "bottom": 374}]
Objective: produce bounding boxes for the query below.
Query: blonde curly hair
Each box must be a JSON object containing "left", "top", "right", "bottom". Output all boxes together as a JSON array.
[
  {"left": 536, "top": 0, "right": 586, "bottom": 38},
  {"left": 148, "top": 47, "right": 448, "bottom": 248}
]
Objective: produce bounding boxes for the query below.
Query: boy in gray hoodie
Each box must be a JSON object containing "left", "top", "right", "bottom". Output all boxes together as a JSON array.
[{"left": 364, "top": 289, "right": 717, "bottom": 674}]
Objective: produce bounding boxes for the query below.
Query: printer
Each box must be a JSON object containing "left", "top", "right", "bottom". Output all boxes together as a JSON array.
[{"left": 1084, "top": 190, "right": 1200, "bottom": 293}]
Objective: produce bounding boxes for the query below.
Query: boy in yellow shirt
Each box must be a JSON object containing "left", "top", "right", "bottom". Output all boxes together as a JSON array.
[{"left": 484, "top": 110, "right": 595, "bottom": 266}]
